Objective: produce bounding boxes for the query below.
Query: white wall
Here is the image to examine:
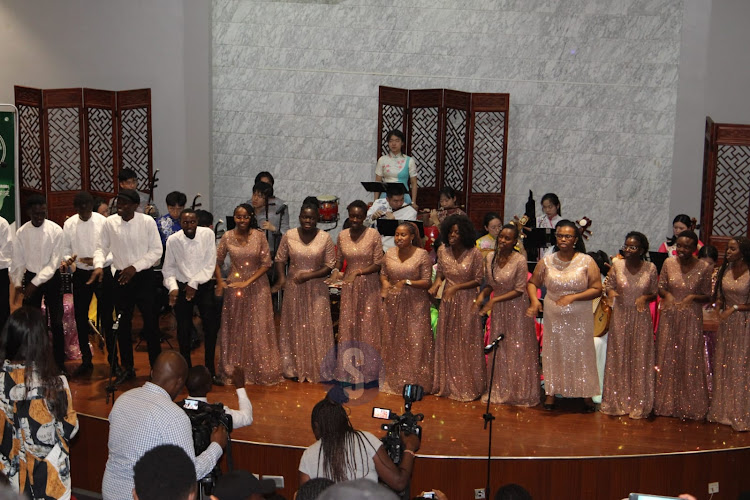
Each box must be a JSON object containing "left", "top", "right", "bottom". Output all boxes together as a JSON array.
[{"left": 0, "top": 0, "right": 212, "bottom": 215}]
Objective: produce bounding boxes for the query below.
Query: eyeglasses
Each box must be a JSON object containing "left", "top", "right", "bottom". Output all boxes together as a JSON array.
[
  {"left": 555, "top": 234, "right": 576, "bottom": 240},
  {"left": 621, "top": 245, "right": 640, "bottom": 252}
]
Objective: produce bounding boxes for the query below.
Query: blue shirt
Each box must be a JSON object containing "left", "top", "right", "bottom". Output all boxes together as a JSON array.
[{"left": 156, "top": 214, "right": 181, "bottom": 246}]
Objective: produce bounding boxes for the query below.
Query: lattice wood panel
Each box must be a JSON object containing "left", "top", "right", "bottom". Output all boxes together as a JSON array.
[
  {"left": 712, "top": 144, "right": 750, "bottom": 235},
  {"left": 444, "top": 108, "right": 467, "bottom": 192},
  {"left": 120, "top": 107, "right": 150, "bottom": 191},
  {"left": 472, "top": 111, "right": 505, "bottom": 194},
  {"left": 18, "top": 105, "right": 42, "bottom": 191},
  {"left": 410, "top": 107, "right": 439, "bottom": 189},
  {"left": 47, "top": 107, "right": 82, "bottom": 192},
  {"left": 87, "top": 107, "right": 115, "bottom": 193}
]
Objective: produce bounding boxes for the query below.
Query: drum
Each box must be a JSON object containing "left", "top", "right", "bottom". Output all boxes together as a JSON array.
[
  {"left": 424, "top": 225, "right": 439, "bottom": 252},
  {"left": 318, "top": 195, "right": 339, "bottom": 223}
]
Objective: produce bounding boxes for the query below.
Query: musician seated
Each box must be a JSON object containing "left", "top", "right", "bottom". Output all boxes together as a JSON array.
[
  {"left": 429, "top": 186, "right": 466, "bottom": 227},
  {"left": 366, "top": 184, "right": 417, "bottom": 252},
  {"left": 156, "top": 191, "right": 187, "bottom": 246},
  {"left": 248, "top": 181, "right": 288, "bottom": 253}
]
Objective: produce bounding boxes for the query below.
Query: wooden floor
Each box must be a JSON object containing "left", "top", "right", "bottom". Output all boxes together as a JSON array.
[{"left": 67, "top": 317, "right": 750, "bottom": 499}]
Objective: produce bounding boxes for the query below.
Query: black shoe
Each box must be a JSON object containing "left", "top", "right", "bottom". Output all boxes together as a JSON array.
[
  {"left": 114, "top": 368, "right": 136, "bottom": 386},
  {"left": 73, "top": 363, "right": 94, "bottom": 377},
  {"left": 211, "top": 375, "right": 225, "bottom": 386},
  {"left": 583, "top": 402, "right": 597, "bottom": 413}
]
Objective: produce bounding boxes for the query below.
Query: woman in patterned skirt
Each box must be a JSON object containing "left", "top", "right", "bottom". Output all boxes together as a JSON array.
[
  {"left": 600, "top": 232, "right": 658, "bottom": 418},
  {"left": 475, "top": 223, "right": 540, "bottom": 406},
  {"left": 708, "top": 236, "right": 750, "bottom": 430},
  {"left": 272, "top": 198, "right": 336, "bottom": 383},
  {"left": 429, "top": 214, "right": 485, "bottom": 401}
]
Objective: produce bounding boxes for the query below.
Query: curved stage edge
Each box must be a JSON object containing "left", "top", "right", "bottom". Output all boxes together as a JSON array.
[{"left": 70, "top": 374, "right": 750, "bottom": 500}]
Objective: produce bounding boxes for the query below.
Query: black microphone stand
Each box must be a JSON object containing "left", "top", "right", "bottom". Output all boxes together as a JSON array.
[
  {"left": 105, "top": 312, "right": 122, "bottom": 405},
  {"left": 483, "top": 329, "right": 504, "bottom": 499}
]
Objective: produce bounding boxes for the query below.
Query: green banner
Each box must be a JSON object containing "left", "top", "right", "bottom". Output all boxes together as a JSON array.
[{"left": 0, "top": 111, "right": 16, "bottom": 224}]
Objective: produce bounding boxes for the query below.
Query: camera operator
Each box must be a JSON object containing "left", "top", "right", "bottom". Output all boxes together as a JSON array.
[
  {"left": 185, "top": 365, "right": 253, "bottom": 429},
  {"left": 102, "top": 351, "right": 228, "bottom": 500},
  {"left": 298, "top": 398, "right": 420, "bottom": 491}
]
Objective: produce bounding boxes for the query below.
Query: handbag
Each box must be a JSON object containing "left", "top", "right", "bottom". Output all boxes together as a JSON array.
[{"left": 593, "top": 294, "right": 611, "bottom": 337}]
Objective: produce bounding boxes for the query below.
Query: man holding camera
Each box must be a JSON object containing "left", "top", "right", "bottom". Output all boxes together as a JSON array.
[
  {"left": 185, "top": 365, "right": 254, "bottom": 429},
  {"left": 102, "top": 351, "right": 228, "bottom": 500}
]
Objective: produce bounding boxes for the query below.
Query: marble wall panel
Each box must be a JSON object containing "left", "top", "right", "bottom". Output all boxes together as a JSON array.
[{"left": 212, "top": 0, "right": 684, "bottom": 253}]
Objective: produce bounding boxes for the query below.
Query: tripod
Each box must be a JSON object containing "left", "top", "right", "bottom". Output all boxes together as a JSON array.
[
  {"left": 105, "top": 313, "right": 122, "bottom": 405},
  {"left": 482, "top": 331, "right": 505, "bottom": 499}
]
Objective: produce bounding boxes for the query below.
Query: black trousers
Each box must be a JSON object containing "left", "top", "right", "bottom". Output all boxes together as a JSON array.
[
  {"left": 174, "top": 280, "right": 220, "bottom": 373},
  {"left": 72, "top": 267, "right": 114, "bottom": 365},
  {"left": 23, "top": 270, "right": 65, "bottom": 369},
  {"left": 109, "top": 268, "right": 161, "bottom": 369},
  {"left": 0, "top": 268, "right": 9, "bottom": 332}
]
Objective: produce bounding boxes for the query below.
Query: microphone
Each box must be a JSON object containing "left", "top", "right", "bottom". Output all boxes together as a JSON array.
[
  {"left": 483, "top": 334, "right": 505, "bottom": 354},
  {"left": 276, "top": 203, "right": 287, "bottom": 215}
]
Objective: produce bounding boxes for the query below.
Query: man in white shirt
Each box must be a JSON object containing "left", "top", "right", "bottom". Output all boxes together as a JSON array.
[
  {"left": 62, "top": 191, "right": 114, "bottom": 377},
  {"left": 0, "top": 215, "right": 12, "bottom": 332},
  {"left": 184, "top": 365, "right": 254, "bottom": 429},
  {"left": 365, "top": 185, "right": 418, "bottom": 252},
  {"left": 10, "top": 195, "right": 66, "bottom": 373},
  {"left": 102, "top": 351, "right": 227, "bottom": 500},
  {"left": 90, "top": 189, "right": 163, "bottom": 385},
  {"left": 162, "top": 209, "right": 219, "bottom": 372}
]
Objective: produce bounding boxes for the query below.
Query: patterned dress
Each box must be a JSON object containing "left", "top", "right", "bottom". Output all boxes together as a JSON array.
[
  {"left": 654, "top": 258, "right": 712, "bottom": 420},
  {"left": 537, "top": 252, "right": 600, "bottom": 398},
  {"left": 217, "top": 229, "right": 283, "bottom": 385},
  {"left": 276, "top": 228, "right": 336, "bottom": 383},
  {"left": 335, "top": 228, "right": 384, "bottom": 384},
  {"left": 433, "top": 246, "right": 485, "bottom": 401},
  {"left": 0, "top": 363, "right": 78, "bottom": 500},
  {"left": 600, "top": 259, "right": 658, "bottom": 418},
  {"left": 481, "top": 252, "right": 540, "bottom": 406},
  {"left": 381, "top": 247, "right": 434, "bottom": 395},
  {"left": 707, "top": 266, "right": 750, "bottom": 430}
]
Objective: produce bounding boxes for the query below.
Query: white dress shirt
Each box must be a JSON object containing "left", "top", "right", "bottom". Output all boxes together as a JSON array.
[
  {"left": 186, "top": 388, "right": 254, "bottom": 429},
  {"left": 162, "top": 227, "right": 217, "bottom": 292},
  {"left": 102, "top": 382, "right": 223, "bottom": 500},
  {"left": 0, "top": 216, "right": 12, "bottom": 270},
  {"left": 94, "top": 212, "right": 162, "bottom": 272},
  {"left": 365, "top": 199, "right": 418, "bottom": 252},
  {"left": 10, "top": 219, "right": 63, "bottom": 287},
  {"left": 62, "top": 212, "right": 111, "bottom": 271}
]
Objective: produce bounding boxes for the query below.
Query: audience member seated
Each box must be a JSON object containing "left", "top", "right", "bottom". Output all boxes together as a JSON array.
[
  {"left": 317, "top": 478, "right": 398, "bottom": 500},
  {"left": 495, "top": 483, "right": 532, "bottom": 500},
  {"left": 102, "top": 351, "right": 228, "bottom": 500},
  {"left": 0, "top": 307, "right": 79, "bottom": 500},
  {"left": 185, "top": 365, "right": 254, "bottom": 429},
  {"left": 296, "top": 478, "right": 334, "bottom": 500},
  {"left": 210, "top": 470, "right": 276, "bottom": 500},
  {"left": 132, "top": 444, "right": 196, "bottom": 500}
]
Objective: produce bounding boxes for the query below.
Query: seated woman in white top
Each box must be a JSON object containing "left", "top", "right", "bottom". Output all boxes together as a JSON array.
[
  {"left": 375, "top": 129, "right": 418, "bottom": 208},
  {"left": 298, "top": 398, "right": 419, "bottom": 491}
]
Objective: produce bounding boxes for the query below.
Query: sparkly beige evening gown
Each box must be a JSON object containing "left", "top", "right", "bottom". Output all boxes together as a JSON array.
[
  {"left": 217, "top": 229, "right": 283, "bottom": 385},
  {"left": 275, "top": 228, "right": 336, "bottom": 383}
]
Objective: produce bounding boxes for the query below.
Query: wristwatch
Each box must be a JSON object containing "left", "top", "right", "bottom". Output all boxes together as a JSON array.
[
  {"left": 405, "top": 279, "right": 412, "bottom": 286},
  {"left": 733, "top": 304, "right": 740, "bottom": 312}
]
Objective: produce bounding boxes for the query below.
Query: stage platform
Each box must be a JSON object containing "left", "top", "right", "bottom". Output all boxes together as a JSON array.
[{"left": 68, "top": 332, "right": 750, "bottom": 500}]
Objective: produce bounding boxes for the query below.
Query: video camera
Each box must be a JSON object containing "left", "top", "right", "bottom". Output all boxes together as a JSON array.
[
  {"left": 180, "top": 399, "right": 233, "bottom": 493},
  {"left": 372, "top": 384, "right": 424, "bottom": 464}
]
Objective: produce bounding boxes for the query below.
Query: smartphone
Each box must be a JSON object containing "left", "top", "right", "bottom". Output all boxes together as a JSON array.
[
  {"left": 372, "top": 407, "right": 391, "bottom": 419},
  {"left": 183, "top": 399, "right": 199, "bottom": 410},
  {"left": 422, "top": 493, "right": 436, "bottom": 499},
  {"left": 629, "top": 494, "right": 680, "bottom": 500}
]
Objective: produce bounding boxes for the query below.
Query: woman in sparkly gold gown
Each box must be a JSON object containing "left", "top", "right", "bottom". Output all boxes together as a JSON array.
[
  {"left": 708, "top": 236, "right": 750, "bottom": 431},
  {"left": 429, "top": 214, "right": 485, "bottom": 401},
  {"left": 475, "top": 223, "right": 540, "bottom": 406},
  {"left": 272, "top": 198, "right": 336, "bottom": 383},
  {"left": 600, "top": 232, "right": 658, "bottom": 418},
  {"left": 215, "top": 203, "right": 282, "bottom": 385},
  {"left": 527, "top": 220, "right": 602, "bottom": 412},
  {"left": 331, "top": 201, "right": 383, "bottom": 384},
  {"left": 654, "top": 230, "right": 712, "bottom": 420},
  {"left": 380, "top": 222, "right": 434, "bottom": 394}
]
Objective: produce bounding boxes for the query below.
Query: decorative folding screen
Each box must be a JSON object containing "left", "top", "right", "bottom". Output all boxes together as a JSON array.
[
  {"left": 15, "top": 86, "right": 152, "bottom": 225},
  {"left": 700, "top": 116, "right": 750, "bottom": 258},
  {"left": 378, "top": 86, "right": 508, "bottom": 228}
]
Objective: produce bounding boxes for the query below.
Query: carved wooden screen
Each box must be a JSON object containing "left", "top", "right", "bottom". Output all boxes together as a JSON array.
[
  {"left": 700, "top": 116, "right": 750, "bottom": 257},
  {"left": 15, "top": 86, "right": 152, "bottom": 225},
  {"left": 378, "top": 86, "right": 508, "bottom": 227}
]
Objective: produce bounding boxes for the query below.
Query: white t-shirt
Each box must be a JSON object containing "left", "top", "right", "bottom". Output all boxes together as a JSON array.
[{"left": 298, "top": 431, "right": 383, "bottom": 483}]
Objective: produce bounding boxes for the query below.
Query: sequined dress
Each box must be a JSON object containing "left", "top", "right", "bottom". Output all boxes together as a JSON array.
[
  {"left": 600, "top": 259, "right": 658, "bottom": 418},
  {"left": 537, "top": 252, "right": 600, "bottom": 397},
  {"left": 707, "top": 267, "right": 750, "bottom": 430},
  {"left": 433, "top": 246, "right": 485, "bottom": 401},
  {"left": 217, "top": 229, "right": 282, "bottom": 385},
  {"left": 654, "top": 258, "right": 712, "bottom": 420},
  {"left": 276, "top": 228, "right": 336, "bottom": 383},
  {"left": 381, "top": 247, "right": 434, "bottom": 395},
  {"left": 481, "top": 251, "right": 540, "bottom": 406},
  {"left": 335, "top": 228, "right": 384, "bottom": 383}
]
